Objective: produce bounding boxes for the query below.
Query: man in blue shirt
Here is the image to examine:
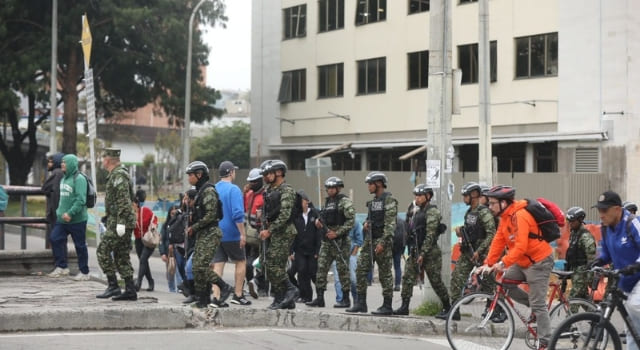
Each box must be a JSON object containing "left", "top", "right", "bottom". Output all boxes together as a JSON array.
[
  {"left": 213, "top": 161, "right": 251, "bottom": 306},
  {"left": 334, "top": 220, "right": 364, "bottom": 304},
  {"left": 591, "top": 190, "right": 640, "bottom": 350}
]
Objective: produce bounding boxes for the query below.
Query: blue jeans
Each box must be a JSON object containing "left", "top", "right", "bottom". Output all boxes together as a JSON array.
[
  {"left": 393, "top": 251, "right": 403, "bottom": 287},
  {"left": 50, "top": 221, "right": 89, "bottom": 274},
  {"left": 185, "top": 253, "right": 194, "bottom": 280},
  {"left": 333, "top": 254, "right": 358, "bottom": 302},
  {"left": 167, "top": 251, "right": 185, "bottom": 292}
]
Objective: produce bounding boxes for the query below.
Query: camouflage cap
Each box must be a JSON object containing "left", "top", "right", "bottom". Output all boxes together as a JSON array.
[{"left": 103, "top": 148, "right": 121, "bottom": 158}]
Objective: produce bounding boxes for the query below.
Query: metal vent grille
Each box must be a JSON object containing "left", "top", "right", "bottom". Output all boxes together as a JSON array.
[{"left": 575, "top": 148, "right": 599, "bottom": 172}]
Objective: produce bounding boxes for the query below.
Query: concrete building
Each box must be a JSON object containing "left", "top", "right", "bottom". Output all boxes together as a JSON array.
[{"left": 251, "top": 0, "right": 640, "bottom": 199}]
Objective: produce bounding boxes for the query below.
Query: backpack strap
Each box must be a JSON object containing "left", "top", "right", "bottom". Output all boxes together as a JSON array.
[{"left": 626, "top": 214, "right": 639, "bottom": 249}]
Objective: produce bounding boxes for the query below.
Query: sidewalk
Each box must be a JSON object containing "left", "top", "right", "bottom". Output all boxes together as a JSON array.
[{"left": 0, "top": 231, "right": 442, "bottom": 335}]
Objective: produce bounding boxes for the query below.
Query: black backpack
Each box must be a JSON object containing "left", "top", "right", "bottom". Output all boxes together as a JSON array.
[
  {"left": 168, "top": 212, "right": 187, "bottom": 244},
  {"left": 74, "top": 172, "right": 97, "bottom": 208},
  {"left": 525, "top": 198, "right": 561, "bottom": 243}
]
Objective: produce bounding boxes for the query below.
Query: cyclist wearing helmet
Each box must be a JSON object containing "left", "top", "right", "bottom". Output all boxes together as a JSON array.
[
  {"left": 481, "top": 185, "right": 554, "bottom": 350},
  {"left": 259, "top": 159, "right": 300, "bottom": 309},
  {"left": 185, "top": 160, "right": 234, "bottom": 308},
  {"left": 564, "top": 206, "right": 596, "bottom": 300},
  {"left": 436, "top": 182, "right": 496, "bottom": 320},
  {"left": 393, "top": 184, "right": 450, "bottom": 316},
  {"left": 347, "top": 172, "right": 397, "bottom": 315},
  {"left": 243, "top": 168, "right": 264, "bottom": 298},
  {"left": 307, "top": 176, "right": 355, "bottom": 308}
]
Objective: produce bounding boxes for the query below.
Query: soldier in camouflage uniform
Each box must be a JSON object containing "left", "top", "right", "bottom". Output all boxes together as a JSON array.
[
  {"left": 185, "top": 161, "right": 233, "bottom": 308},
  {"left": 96, "top": 148, "right": 138, "bottom": 301},
  {"left": 346, "top": 172, "right": 397, "bottom": 315},
  {"left": 306, "top": 176, "right": 354, "bottom": 308},
  {"left": 435, "top": 182, "right": 496, "bottom": 320},
  {"left": 565, "top": 206, "right": 596, "bottom": 299},
  {"left": 259, "top": 160, "right": 299, "bottom": 309}
]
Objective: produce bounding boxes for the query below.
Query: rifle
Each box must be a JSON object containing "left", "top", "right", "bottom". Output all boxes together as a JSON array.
[
  {"left": 407, "top": 229, "right": 423, "bottom": 289},
  {"left": 313, "top": 207, "right": 348, "bottom": 267},
  {"left": 365, "top": 201, "right": 374, "bottom": 268},
  {"left": 459, "top": 226, "right": 476, "bottom": 258},
  {"left": 257, "top": 206, "right": 269, "bottom": 290}
]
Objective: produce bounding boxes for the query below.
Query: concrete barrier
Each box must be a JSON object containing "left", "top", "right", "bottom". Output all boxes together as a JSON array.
[{"left": 0, "top": 249, "right": 77, "bottom": 275}]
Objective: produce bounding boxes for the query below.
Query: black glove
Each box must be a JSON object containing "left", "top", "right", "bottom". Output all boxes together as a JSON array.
[
  {"left": 588, "top": 258, "right": 605, "bottom": 269},
  {"left": 620, "top": 262, "right": 640, "bottom": 275}
]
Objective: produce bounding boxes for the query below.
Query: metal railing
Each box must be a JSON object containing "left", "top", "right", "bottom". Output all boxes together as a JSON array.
[{"left": 0, "top": 186, "right": 48, "bottom": 250}]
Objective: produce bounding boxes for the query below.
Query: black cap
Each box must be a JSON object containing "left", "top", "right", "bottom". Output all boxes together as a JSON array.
[
  {"left": 592, "top": 191, "right": 622, "bottom": 209},
  {"left": 218, "top": 161, "right": 238, "bottom": 177}
]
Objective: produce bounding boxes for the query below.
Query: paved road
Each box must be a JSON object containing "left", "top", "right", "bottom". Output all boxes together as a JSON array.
[{"left": 0, "top": 329, "right": 452, "bottom": 350}]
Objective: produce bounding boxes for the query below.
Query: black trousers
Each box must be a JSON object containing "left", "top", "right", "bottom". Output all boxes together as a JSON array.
[
  {"left": 293, "top": 253, "right": 318, "bottom": 301},
  {"left": 135, "top": 238, "right": 155, "bottom": 284}
]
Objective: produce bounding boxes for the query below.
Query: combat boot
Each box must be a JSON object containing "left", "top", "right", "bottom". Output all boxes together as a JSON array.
[
  {"left": 372, "top": 296, "right": 393, "bottom": 316},
  {"left": 96, "top": 275, "right": 121, "bottom": 299},
  {"left": 393, "top": 297, "right": 411, "bottom": 315},
  {"left": 268, "top": 292, "right": 284, "bottom": 310},
  {"left": 346, "top": 293, "right": 367, "bottom": 313},
  {"left": 112, "top": 278, "right": 137, "bottom": 301},
  {"left": 194, "top": 284, "right": 212, "bottom": 309},
  {"left": 214, "top": 279, "right": 233, "bottom": 304},
  {"left": 306, "top": 288, "right": 325, "bottom": 307},
  {"left": 280, "top": 280, "right": 300, "bottom": 306},
  {"left": 333, "top": 289, "right": 350, "bottom": 308},
  {"left": 435, "top": 300, "right": 452, "bottom": 319}
]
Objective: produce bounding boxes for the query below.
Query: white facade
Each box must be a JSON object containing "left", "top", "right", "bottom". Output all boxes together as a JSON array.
[{"left": 251, "top": 0, "right": 640, "bottom": 198}]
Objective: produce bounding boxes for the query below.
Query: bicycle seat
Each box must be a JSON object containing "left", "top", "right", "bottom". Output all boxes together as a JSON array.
[{"left": 551, "top": 270, "right": 574, "bottom": 279}]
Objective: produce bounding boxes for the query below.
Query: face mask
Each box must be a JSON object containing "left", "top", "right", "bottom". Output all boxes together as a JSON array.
[{"left": 250, "top": 180, "right": 263, "bottom": 192}]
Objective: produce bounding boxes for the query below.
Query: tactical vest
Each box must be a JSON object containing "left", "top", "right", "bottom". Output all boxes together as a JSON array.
[
  {"left": 264, "top": 184, "right": 295, "bottom": 224},
  {"left": 463, "top": 207, "right": 488, "bottom": 249},
  {"left": 408, "top": 203, "right": 427, "bottom": 248},
  {"left": 323, "top": 194, "right": 346, "bottom": 226},
  {"left": 565, "top": 228, "right": 589, "bottom": 269},
  {"left": 193, "top": 183, "right": 222, "bottom": 227},
  {"left": 369, "top": 192, "right": 389, "bottom": 239}
]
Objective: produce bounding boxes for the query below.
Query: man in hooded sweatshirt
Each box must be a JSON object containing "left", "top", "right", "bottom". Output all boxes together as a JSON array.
[
  {"left": 42, "top": 153, "right": 65, "bottom": 249},
  {"left": 48, "top": 154, "right": 90, "bottom": 281}
]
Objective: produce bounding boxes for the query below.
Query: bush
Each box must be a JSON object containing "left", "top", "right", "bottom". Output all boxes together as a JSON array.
[{"left": 412, "top": 300, "right": 442, "bottom": 316}]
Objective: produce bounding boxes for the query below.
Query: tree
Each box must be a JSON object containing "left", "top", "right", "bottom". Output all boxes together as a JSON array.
[
  {"left": 0, "top": 1, "right": 227, "bottom": 184},
  {"left": 192, "top": 122, "right": 250, "bottom": 169}
]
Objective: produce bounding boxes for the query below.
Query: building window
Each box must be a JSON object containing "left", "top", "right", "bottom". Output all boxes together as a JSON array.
[
  {"left": 318, "top": 63, "right": 344, "bottom": 98},
  {"left": 534, "top": 142, "right": 557, "bottom": 172},
  {"left": 283, "top": 4, "right": 306, "bottom": 40},
  {"left": 515, "top": 32, "right": 558, "bottom": 78},
  {"left": 494, "top": 143, "right": 526, "bottom": 173},
  {"left": 319, "top": 0, "right": 344, "bottom": 32},
  {"left": 357, "top": 57, "right": 386, "bottom": 95},
  {"left": 459, "top": 144, "right": 479, "bottom": 172},
  {"left": 367, "top": 149, "right": 412, "bottom": 171},
  {"left": 458, "top": 41, "right": 497, "bottom": 84},
  {"left": 278, "top": 69, "right": 306, "bottom": 103},
  {"left": 408, "top": 50, "right": 429, "bottom": 89},
  {"left": 355, "top": 0, "right": 386, "bottom": 26},
  {"left": 459, "top": 0, "right": 477, "bottom": 3},
  {"left": 409, "top": 0, "right": 429, "bottom": 14}
]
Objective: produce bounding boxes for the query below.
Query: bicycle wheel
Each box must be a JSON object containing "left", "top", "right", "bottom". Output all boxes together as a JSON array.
[
  {"left": 446, "top": 292, "right": 515, "bottom": 350},
  {"left": 549, "top": 312, "right": 621, "bottom": 350},
  {"left": 549, "top": 297, "right": 597, "bottom": 329}
]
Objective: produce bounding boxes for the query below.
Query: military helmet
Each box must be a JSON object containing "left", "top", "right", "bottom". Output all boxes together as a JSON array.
[
  {"left": 480, "top": 184, "right": 491, "bottom": 196},
  {"left": 365, "top": 172, "right": 388, "bottom": 187},
  {"left": 260, "top": 159, "right": 287, "bottom": 175},
  {"left": 623, "top": 201, "right": 638, "bottom": 213},
  {"left": 461, "top": 182, "right": 481, "bottom": 196},
  {"left": 324, "top": 176, "right": 344, "bottom": 188},
  {"left": 413, "top": 184, "right": 434, "bottom": 197},
  {"left": 185, "top": 161, "right": 209, "bottom": 175},
  {"left": 247, "top": 168, "right": 262, "bottom": 181},
  {"left": 485, "top": 185, "right": 515, "bottom": 200},
  {"left": 566, "top": 206, "right": 586, "bottom": 222}
]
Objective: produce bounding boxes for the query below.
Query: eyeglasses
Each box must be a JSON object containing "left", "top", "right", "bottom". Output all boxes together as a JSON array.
[{"left": 488, "top": 201, "right": 500, "bottom": 206}]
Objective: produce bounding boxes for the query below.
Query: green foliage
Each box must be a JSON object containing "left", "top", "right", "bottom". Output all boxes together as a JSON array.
[
  {"left": 191, "top": 121, "right": 250, "bottom": 169},
  {"left": 412, "top": 300, "right": 443, "bottom": 316}
]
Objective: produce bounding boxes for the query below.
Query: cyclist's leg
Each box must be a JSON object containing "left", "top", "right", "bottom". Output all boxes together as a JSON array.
[
  {"left": 625, "top": 280, "right": 640, "bottom": 350},
  {"left": 503, "top": 264, "right": 529, "bottom": 306},
  {"left": 524, "top": 255, "right": 554, "bottom": 346}
]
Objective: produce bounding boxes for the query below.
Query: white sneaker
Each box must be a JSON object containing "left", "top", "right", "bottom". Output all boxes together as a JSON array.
[
  {"left": 73, "top": 272, "right": 91, "bottom": 281},
  {"left": 48, "top": 267, "right": 70, "bottom": 277}
]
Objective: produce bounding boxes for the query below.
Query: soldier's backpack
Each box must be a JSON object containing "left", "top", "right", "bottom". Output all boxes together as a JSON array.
[
  {"left": 525, "top": 198, "right": 565, "bottom": 242},
  {"left": 74, "top": 172, "right": 97, "bottom": 208}
]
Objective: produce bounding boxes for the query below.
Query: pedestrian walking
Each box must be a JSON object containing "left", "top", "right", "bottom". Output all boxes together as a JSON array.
[{"left": 133, "top": 189, "right": 157, "bottom": 292}]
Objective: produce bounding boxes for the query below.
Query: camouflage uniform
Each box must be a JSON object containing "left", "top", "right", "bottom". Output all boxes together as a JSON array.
[
  {"left": 191, "top": 184, "right": 224, "bottom": 295},
  {"left": 566, "top": 225, "right": 596, "bottom": 299},
  {"left": 449, "top": 204, "right": 496, "bottom": 304},
  {"left": 356, "top": 193, "right": 397, "bottom": 299},
  {"left": 96, "top": 164, "right": 136, "bottom": 279},
  {"left": 263, "top": 182, "right": 297, "bottom": 296},
  {"left": 315, "top": 194, "right": 355, "bottom": 292}
]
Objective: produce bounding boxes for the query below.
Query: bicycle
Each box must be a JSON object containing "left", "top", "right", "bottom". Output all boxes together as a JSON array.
[
  {"left": 549, "top": 266, "right": 639, "bottom": 350},
  {"left": 445, "top": 269, "right": 597, "bottom": 350}
]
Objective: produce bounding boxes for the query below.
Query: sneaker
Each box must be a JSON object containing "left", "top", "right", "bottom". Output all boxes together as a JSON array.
[
  {"left": 248, "top": 279, "right": 259, "bottom": 299},
  {"left": 230, "top": 294, "right": 252, "bottom": 306},
  {"left": 209, "top": 297, "right": 229, "bottom": 308},
  {"left": 537, "top": 339, "right": 548, "bottom": 350},
  {"left": 393, "top": 285, "right": 401, "bottom": 292},
  {"left": 73, "top": 272, "right": 91, "bottom": 281},
  {"left": 527, "top": 312, "right": 537, "bottom": 324},
  {"left": 47, "top": 267, "right": 70, "bottom": 277}
]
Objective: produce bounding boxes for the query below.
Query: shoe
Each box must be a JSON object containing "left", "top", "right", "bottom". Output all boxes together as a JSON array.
[
  {"left": 112, "top": 278, "right": 137, "bottom": 301},
  {"left": 48, "top": 267, "right": 70, "bottom": 277},
  {"left": 248, "top": 279, "right": 259, "bottom": 299},
  {"left": 393, "top": 285, "right": 401, "bottom": 292},
  {"left": 73, "top": 272, "right": 90, "bottom": 281},
  {"left": 490, "top": 309, "right": 508, "bottom": 323},
  {"left": 230, "top": 294, "right": 252, "bottom": 306},
  {"left": 209, "top": 297, "right": 229, "bottom": 308},
  {"left": 146, "top": 279, "right": 154, "bottom": 292},
  {"left": 96, "top": 275, "right": 121, "bottom": 299},
  {"left": 527, "top": 312, "right": 537, "bottom": 324},
  {"left": 537, "top": 340, "right": 548, "bottom": 350}
]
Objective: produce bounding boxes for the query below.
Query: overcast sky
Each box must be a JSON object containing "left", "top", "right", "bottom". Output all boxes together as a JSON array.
[{"left": 204, "top": 1, "right": 251, "bottom": 91}]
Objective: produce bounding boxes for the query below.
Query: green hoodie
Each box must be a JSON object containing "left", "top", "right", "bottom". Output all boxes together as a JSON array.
[{"left": 56, "top": 154, "right": 88, "bottom": 224}]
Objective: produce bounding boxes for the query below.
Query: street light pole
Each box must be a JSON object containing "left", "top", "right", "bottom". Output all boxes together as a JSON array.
[{"left": 182, "top": 0, "right": 210, "bottom": 189}]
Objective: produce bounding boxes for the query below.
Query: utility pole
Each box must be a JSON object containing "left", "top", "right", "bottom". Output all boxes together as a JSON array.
[
  {"left": 427, "top": 0, "right": 454, "bottom": 289},
  {"left": 49, "top": 0, "right": 58, "bottom": 154},
  {"left": 478, "top": 0, "right": 493, "bottom": 185}
]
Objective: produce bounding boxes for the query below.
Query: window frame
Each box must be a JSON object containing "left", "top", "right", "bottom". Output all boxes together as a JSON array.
[
  {"left": 356, "top": 57, "right": 386, "bottom": 95},
  {"left": 283, "top": 4, "right": 307, "bottom": 40},
  {"left": 355, "top": 0, "right": 387, "bottom": 26},
  {"left": 319, "top": 0, "right": 345, "bottom": 33},
  {"left": 457, "top": 41, "right": 497, "bottom": 84},
  {"left": 407, "top": 50, "right": 429, "bottom": 90},
  {"left": 318, "top": 63, "right": 344, "bottom": 99},
  {"left": 278, "top": 69, "right": 306, "bottom": 103},
  {"left": 514, "top": 32, "right": 558, "bottom": 79},
  {"left": 408, "top": 0, "right": 430, "bottom": 14}
]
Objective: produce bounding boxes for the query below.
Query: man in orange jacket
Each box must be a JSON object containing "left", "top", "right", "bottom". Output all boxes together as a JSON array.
[{"left": 480, "top": 185, "right": 554, "bottom": 350}]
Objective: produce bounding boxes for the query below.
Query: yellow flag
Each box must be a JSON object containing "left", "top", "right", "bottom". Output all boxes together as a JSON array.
[{"left": 81, "top": 14, "right": 92, "bottom": 68}]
